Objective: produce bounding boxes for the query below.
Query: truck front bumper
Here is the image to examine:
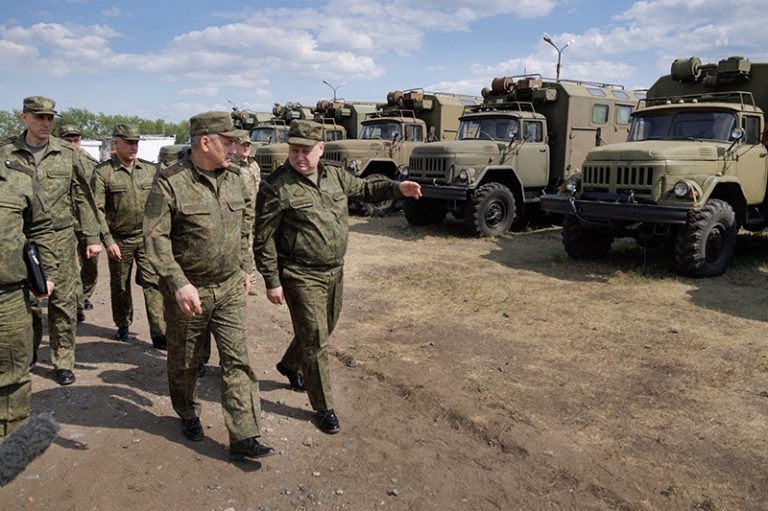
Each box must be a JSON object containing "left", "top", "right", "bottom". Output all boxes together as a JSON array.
[
  {"left": 540, "top": 193, "right": 690, "bottom": 225},
  {"left": 418, "top": 184, "right": 468, "bottom": 201}
]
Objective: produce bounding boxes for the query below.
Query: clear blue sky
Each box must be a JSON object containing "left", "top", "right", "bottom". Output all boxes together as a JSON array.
[{"left": 2, "top": 0, "right": 767, "bottom": 124}]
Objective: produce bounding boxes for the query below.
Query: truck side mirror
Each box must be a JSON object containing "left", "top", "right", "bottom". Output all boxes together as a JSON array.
[{"left": 595, "top": 127, "right": 602, "bottom": 146}]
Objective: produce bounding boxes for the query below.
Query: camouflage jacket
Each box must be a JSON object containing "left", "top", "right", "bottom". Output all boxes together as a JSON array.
[
  {"left": 143, "top": 152, "right": 252, "bottom": 293},
  {"left": 0, "top": 133, "right": 101, "bottom": 244},
  {"left": 233, "top": 155, "right": 260, "bottom": 229},
  {"left": 0, "top": 160, "right": 59, "bottom": 287},
  {"left": 73, "top": 150, "right": 99, "bottom": 234},
  {"left": 253, "top": 159, "right": 403, "bottom": 289},
  {"left": 93, "top": 155, "right": 158, "bottom": 246}
]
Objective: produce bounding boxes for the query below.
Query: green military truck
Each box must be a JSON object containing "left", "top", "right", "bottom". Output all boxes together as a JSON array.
[
  {"left": 403, "top": 76, "right": 642, "bottom": 236},
  {"left": 541, "top": 56, "right": 768, "bottom": 277},
  {"left": 231, "top": 108, "right": 273, "bottom": 134},
  {"left": 322, "top": 90, "right": 481, "bottom": 216}
]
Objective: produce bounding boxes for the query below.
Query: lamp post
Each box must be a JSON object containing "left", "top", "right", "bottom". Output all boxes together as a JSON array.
[
  {"left": 155, "top": 111, "right": 172, "bottom": 136},
  {"left": 322, "top": 80, "right": 346, "bottom": 103},
  {"left": 543, "top": 35, "right": 574, "bottom": 82}
]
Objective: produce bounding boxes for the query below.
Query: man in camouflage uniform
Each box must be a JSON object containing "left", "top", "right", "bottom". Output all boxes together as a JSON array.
[
  {"left": 93, "top": 124, "right": 166, "bottom": 349},
  {"left": 253, "top": 120, "right": 422, "bottom": 433},
  {"left": 144, "top": 111, "right": 273, "bottom": 460},
  {"left": 58, "top": 124, "right": 99, "bottom": 323},
  {"left": 0, "top": 96, "right": 102, "bottom": 386},
  {"left": 233, "top": 132, "right": 261, "bottom": 294},
  {"left": 0, "top": 158, "right": 58, "bottom": 440}
]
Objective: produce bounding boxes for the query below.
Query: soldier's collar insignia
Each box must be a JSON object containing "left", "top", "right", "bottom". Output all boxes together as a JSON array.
[
  {"left": 189, "top": 192, "right": 202, "bottom": 200},
  {"left": 293, "top": 188, "right": 306, "bottom": 197}
]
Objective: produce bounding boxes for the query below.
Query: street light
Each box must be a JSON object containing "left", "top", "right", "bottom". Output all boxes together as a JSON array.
[
  {"left": 322, "top": 80, "right": 346, "bottom": 103},
  {"left": 155, "top": 110, "right": 172, "bottom": 136},
  {"left": 543, "top": 35, "right": 574, "bottom": 82}
]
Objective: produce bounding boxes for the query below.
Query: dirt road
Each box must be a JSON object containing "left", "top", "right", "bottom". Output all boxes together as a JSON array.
[{"left": 3, "top": 214, "right": 768, "bottom": 511}]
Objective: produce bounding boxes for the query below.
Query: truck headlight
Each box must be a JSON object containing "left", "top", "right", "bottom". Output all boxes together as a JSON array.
[
  {"left": 349, "top": 159, "right": 358, "bottom": 172},
  {"left": 673, "top": 181, "right": 692, "bottom": 197},
  {"left": 400, "top": 166, "right": 409, "bottom": 180},
  {"left": 459, "top": 168, "right": 474, "bottom": 183},
  {"left": 561, "top": 173, "right": 582, "bottom": 193}
]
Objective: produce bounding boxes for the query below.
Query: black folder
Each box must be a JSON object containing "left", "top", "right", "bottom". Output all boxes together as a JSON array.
[{"left": 24, "top": 240, "right": 48, "bottom": 295}]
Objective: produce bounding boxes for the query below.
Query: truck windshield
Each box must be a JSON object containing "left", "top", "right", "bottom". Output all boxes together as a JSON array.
[
  {"left": 458, "top": 118, "right": 519, "bottom": 141},
  {"left": 360, "top": 122, "right": 401, "bottom": 140},
  {"left": 628, "top": 111, "right": 736, "bottom": 142},
  {"left": 251, "top": 128, "right": 288, "bottom": 143}
]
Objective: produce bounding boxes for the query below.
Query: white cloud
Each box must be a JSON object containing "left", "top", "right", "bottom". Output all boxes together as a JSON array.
[
  {"left": 179, "top": 87, "right": 219, "bottom": 96},
  {"left": 102, "top": 7, "right": 120, "bottom": 17}
]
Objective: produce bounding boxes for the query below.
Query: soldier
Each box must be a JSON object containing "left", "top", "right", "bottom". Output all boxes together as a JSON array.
[
  {"left": 58, "top": 124, "right": 100, "bottom": 323},
  {"left": 0, "top": 158, "right": 58, "bottom": 440},
  {"left": 0, "top": 96, "right": 102, "bottom": 386},
  {"left": 253, "top": 120, "right": 422, "bottom": 433},
  {"left": 144, "top": 111, "right": 273, "bottom": 460},
  {"left": 93, "top": 124, "right": 167, "bottom": 349},
  {"left": 233, "top": 133, "right": 260, "bottom": 293}
]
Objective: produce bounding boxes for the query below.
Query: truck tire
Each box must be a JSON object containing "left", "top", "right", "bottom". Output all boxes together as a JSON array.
[
  {"left": 562, "top": 214, "right": 614, "bottom": 259},
  {"left": 360, "top": 174, "right": 394, "bottom": 216},
  {"left": 466, "top": 182, "right": 516, "bottom": 237},
  {"left": 404, "top": 197, "right": 445, "bottom": 226},
  {"left": 674, "top": 199, "right": 736, "bottom": 277}
]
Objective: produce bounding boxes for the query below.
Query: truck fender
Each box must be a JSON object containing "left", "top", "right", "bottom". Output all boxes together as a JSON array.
[{"left": 475, "top": 165, "right": 525, "bottom": 214}]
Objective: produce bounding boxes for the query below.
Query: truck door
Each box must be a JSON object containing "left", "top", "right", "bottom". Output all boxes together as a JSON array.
[
  {"left": 734, "top": 115, "right": 768, "bottom": 204},
  {"left": 391, "top": 123, "right": 424, "bottom": 169},
  {"left": 517, "top": 120, "right": 549, "bottom": 187}
]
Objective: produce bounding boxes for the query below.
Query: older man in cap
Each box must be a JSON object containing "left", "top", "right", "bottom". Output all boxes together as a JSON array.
[
  {"left": 144, "top": 111, "right": 273, "bottom": 460},
  {"left": 93, "top": 124, "right": 166, "bottom": 349},
  {"left": 59, "top": 124, "right": 100, "bottom": 322},
  {"left": 253, "top": 119, "right": 422, "bottom": 434},
  {"left": 0, "top": 96, "right": 102, "bottom": 386}
]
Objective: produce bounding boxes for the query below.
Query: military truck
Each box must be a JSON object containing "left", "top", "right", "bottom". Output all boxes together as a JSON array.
[
  {"left": 230, "top": 107, "right": 273, "bottom": 133},
  {"left": 540, "top": 56, "right": 768, "bottom": 277},
  {"left": 322, "top": 90, "right": 481, "bottom": 215},
  {"left": 252, "top": 100, "right": 371, "bottom": 173},
  {"left": 403, "top": 76, "right": 642, "bottom": 236}
]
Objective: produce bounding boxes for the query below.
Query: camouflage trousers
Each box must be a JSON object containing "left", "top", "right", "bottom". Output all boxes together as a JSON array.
[
  {"left": 280, "top": 265, "right": 343, "bottom": 412},
  {"left": 108, "top": 234, "right": 165, "bottom": 340},
  {"left": 32, "top": 227, "right": 78, "bottom": 371},
  {"left": 76, "top": 231, "right": 98, "bottom": 310},
  {"left": 164, "top": 271, "right": 261, "bottom": 443},
  {"left": 0, "top": 285, "right": 33, "bottom": 439}
]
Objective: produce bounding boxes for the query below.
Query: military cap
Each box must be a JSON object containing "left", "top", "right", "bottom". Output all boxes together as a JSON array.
[
  {"left": 23, "top": 96, "right": 57, "bottom": 115},
  {"left": 235, "top": 130, "right": 252, "bottom": 145},
  {"left": 59, "top": 124, "right": 81, "bottom": 138},
  {"left": 288, "top": 119, "right": 324, "bottom": 146},
  {"left": 189, "top": 111, "right": 240, "bottom": 138},
  {"left": 113, "top": 123, "right": 141, "bottom": 141}
]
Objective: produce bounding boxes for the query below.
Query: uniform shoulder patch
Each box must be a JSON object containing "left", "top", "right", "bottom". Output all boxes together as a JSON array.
[
  {"left": 161, "top": 162, "right": 184, "bottom": 177},
  {"left": 0, "top": 134, "right": 19, "bottom": 148},
  {"left": 226, "top": 163, "right": 241, "bottom": 175},
  {"left": 137, "top": 157, "right": 155, "bottom": 165},
  {"left": 265, "top": 165, "right": 286, "bottom": 185},
  {"left": 4, "top": 159, "right": 35, "bottom": 177},
  {"left": 83, "top": 152, "right": 100, "bottom": 164}
]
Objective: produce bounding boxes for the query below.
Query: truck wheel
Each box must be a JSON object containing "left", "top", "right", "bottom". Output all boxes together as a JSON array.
[
  {"left": 360, "top": 174, "right": 395, "bottom": 216},
  {"left": 466, "top": 182, "right": 515, "bottom": 236},
  {"left": 562, "top": 214, "right": 614, "bottom": 259},
  {"left": 674, "top": 199, "right": 736, "bottom": 277},
  {"left": 404, "top": 198, "right": 445, "bottom": 226}
]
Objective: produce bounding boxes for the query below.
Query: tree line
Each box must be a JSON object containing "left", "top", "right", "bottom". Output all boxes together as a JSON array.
[{"left": 0, "top": 108, "right": 191, "bottom": 143}]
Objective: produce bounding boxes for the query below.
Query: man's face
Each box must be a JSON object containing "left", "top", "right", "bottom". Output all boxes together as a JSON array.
[
  {"left": 288, "top": 142, "right": 324, "bottom": 176},
  {"left": 61, "top": 135, "right": 82, "bottom": 150},
  {"left": 235, "top": 142, "right": 251, "bottom": 160},
  {"left": 21, "top": 113, "right": 54, "bottom": 141},
  {"left": 210, "top": 135, "right": 236, "bottom": 168},
  {"left": 114, "top": 137, "right": 139, "bottom": 164}
]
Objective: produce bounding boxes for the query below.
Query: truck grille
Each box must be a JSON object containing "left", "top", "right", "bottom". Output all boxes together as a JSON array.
[
  {"left": 324, "top": 151, "right": 342, "bottom": 162},
  {"left": 583, "top": 165, "right": 655, "bottom": 195},
  {"left": 255, "top": 154, "right": 278, "bottom": 171},
  {"left": 409, "top": 156, "right": 449, "bottom": 180}
]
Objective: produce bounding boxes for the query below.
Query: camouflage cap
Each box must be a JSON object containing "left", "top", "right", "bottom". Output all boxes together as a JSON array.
[
  {"left": 59, "top": 124, "right": 81, "bottom": 138},
  {"left": 113, "top": 123, "right": 141, "bottom": 141},
  {"left": 23, "top": 96, "right": 57, "bottom": 115},
  {"left": 235, "top": 130, "right": 252, "bottom": 145},
  {"left": 189, "top": 111, "right": 240, "bottom": 138},
  {"left": 288, "top": 120, "right": 324, "bottom": 146}
]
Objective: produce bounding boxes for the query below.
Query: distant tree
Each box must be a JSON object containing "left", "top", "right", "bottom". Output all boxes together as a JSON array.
[{"left": 0, "top": 109, "right": 25, "bottom": 138}]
